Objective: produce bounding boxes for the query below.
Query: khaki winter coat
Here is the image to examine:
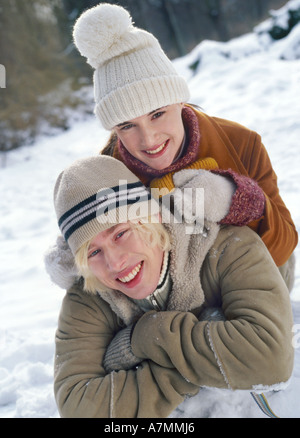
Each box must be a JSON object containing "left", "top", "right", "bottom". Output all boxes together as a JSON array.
[
  {"left": 54, "top": 221, "right": 294, "bottom": 418},
  {"left": 103, "top": 107, "right": 298, "bottom": 267}
]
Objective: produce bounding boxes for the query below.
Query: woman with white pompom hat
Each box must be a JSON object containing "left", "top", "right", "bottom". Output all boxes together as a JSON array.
[{"left": 71, "top": 2, "right": 297, "bottom": 279}]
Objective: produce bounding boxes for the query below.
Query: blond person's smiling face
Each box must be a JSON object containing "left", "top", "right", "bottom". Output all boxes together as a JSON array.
[
  {"left": 87, "top": 222, "right": 164, "bottom": 300},
  {"left": 114, "top": 103, "right": 185, "bottom": 171}
]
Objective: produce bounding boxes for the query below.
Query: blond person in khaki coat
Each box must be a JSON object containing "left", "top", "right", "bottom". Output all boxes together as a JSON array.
[{"left": 47, "top": 155, "right": 294, "bottom": 418}]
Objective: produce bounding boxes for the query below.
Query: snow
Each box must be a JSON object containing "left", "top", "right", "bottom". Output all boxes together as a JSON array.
[{"left": 0, "top": 0, "right": 300, "bottom": 418}]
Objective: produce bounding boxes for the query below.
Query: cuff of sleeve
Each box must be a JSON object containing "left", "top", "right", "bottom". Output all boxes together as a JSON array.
[{"left": 212, "top": 169, "right": 265, "bottom": 226}]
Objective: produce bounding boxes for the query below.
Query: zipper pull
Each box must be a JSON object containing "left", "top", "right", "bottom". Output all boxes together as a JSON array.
[{"left": 149, "top": 295, "right": 160, "bottom": 310}]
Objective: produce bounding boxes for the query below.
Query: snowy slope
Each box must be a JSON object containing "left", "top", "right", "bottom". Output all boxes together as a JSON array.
[{"left": 0, "top": 1, "right": 300, "bottom": 417}]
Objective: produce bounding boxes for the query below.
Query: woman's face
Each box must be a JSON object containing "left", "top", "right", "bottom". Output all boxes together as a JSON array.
[
  {"left": 87, "top": 223, "right": 164, "bottom": 300},
  {"left": 114, "top": 103, "right": 185, "bottom": 170}
]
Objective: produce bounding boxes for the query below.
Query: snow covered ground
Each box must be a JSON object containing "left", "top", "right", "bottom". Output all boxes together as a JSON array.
[{"left": 0, "top": 1, "right": 300, "bottom": 418}]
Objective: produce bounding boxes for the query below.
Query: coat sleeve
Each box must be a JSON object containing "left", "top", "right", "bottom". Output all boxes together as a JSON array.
[
  {"left": 131, "top": 226, "right": 294, "bottom": 391},
  {"left": 241, "top": 132, "right": 298, "bottom": 266},
  {"left": 54, "top": 284, "right": 198, "bottom": 418}
]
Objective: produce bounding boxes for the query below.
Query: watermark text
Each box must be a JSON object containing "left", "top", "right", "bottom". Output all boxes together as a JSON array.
[{"left": 96, "top": 181, "right": 205, "bottom": 235}]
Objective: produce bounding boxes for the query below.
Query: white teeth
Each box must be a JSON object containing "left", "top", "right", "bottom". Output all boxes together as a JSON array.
[
  {"left": 118, "top": 263, "right": 142, "bottom": 283},
  {"left": 146, "top": 141, "right": 167, "bottom": 155}
]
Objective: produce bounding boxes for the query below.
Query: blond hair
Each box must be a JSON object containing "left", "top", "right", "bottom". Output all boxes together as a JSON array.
[{"left": 75, "top": 221, "right": 170, "bottom": 294}]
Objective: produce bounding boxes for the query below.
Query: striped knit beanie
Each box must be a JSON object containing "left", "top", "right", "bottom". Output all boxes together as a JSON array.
[
  {"left": 54, "top": 156, "right": 159, "bottom": 255},
  {"left": 72, "top": 3, "right": 190, "bottom": 130}
]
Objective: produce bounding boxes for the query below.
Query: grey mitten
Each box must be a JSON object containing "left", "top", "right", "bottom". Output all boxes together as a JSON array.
[
  {"left": 44, "top": 234, "right": 79, "bottom": 289},
  {"left": 172, "top": 169, "right": 236, "bottom": 224},
  {"left": 103, "top": 324, "right": 142, "bottom": 372}
]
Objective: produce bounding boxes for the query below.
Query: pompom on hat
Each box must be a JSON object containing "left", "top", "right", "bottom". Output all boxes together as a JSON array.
[
  {"left": 73, "top": 3, "right": 190, "bottom": 130},
  {"left": 54, "top": 155, "right": 160, "bottom": 255}
]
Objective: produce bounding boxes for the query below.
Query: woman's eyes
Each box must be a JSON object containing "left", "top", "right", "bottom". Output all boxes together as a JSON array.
[
  {"left": 120, "top": 111, "right": 165, "bottom": 130},
  {"left": 120, "top": 123, "right": 134, "bottom": 131},
  {"left": 152, "top": 111, "right": 165, "bottom": 119}
]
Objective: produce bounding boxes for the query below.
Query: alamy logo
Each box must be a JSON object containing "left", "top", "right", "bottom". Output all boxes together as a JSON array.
[
  {"left": 96, "top": 181, "right": 205, "bottom": 235},
  {"left": 0, "top": 64, "right": 6, "bottom": 88},
  {"left": 60, "top": 180, "right": 206, "bottom": 241}
]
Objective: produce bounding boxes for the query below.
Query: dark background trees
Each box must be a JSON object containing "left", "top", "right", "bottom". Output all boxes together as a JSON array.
[
  {"left": 0, "top": 0, "right": 295, "bottom": 151},
  {"left": 61, "top": 0, "right": 288, "bottom": 57}
]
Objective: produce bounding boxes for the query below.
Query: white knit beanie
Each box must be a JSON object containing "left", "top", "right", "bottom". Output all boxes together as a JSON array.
[
  {"left": 73, "top": 3, "right": 190, "bottom": 130},
  {"left": 54, "top": 156, "right": 159, "bottom": 255}
]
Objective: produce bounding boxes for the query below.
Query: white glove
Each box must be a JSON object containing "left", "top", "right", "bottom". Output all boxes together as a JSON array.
[
  {"left": 172, "top": 169, "right": 236, "bottom": 225},
  {"left": 44, "top": 235, "right": 79, "bottom": 289}
]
